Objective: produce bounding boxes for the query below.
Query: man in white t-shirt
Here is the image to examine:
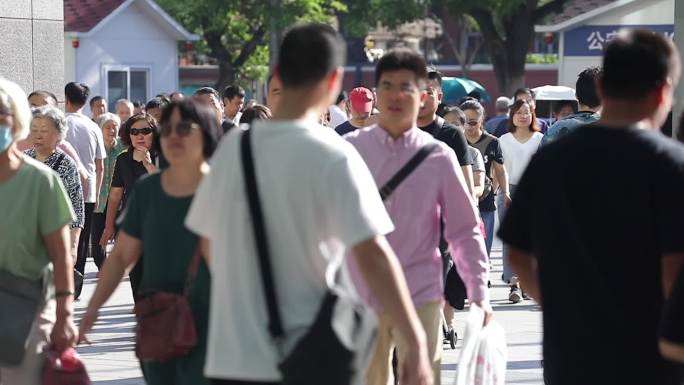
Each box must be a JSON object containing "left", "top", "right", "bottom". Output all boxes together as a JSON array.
[
  {"left": 186, "top": 23, "right": 433, "bottom": 385},
  {"left": 64, "top": 82, "right": 106, "bottom": 295}
]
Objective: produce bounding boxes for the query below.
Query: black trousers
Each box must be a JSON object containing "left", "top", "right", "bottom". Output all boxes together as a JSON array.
[
  {"left": 91, "top": 212, "right": 107, "bottom": 270},
  {"left": 75, "top": 202, "right": 95, "bottom": 275},
  {"left": 211, "top": 381, "right": 279, "bottom": 385}
]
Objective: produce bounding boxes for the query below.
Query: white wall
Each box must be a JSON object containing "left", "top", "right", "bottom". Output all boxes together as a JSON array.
[
  {"left": 675, "top": 1, "right": 684, "bottom": 138},
  {"left": 590, "top": 0, "right": 674, "bottom": 25},
  {"left": 73, "top": 1, "right": 178, "bottom": 114}
]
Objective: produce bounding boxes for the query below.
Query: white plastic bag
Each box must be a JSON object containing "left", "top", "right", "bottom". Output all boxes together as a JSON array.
[{"left": 455, "top": 305, "right": 507, "bottom": 385}]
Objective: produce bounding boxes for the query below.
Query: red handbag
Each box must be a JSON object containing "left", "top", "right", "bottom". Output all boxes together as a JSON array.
[
  {"left": 133, "top": 245, "right": 202, "bottom": 362},
  {"left": 43, "top": 347, "right": 91, "bottom": 385}
]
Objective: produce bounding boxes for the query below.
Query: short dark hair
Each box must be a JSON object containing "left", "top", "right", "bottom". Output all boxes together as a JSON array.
[
  {"left": 89, "top": 95, "right": 105, "bottom": 107},
  {"left": 278, "top": 23, "right": 346, "bottom": 88},
  {"left": 64, "top": 82, "right": 89, "bottom": 107},
  {"left": 221, "top": 85, "right": 245, "bottom": 101},
  {"left": 336, "top": 91, "right": 347, "bottom": 105},
  {"left": 28, "top": 90, "right": 58, "bottom": 106},
  {"left": 158, "top": 100, "right": 219, "bottom": 159},
  {"left": 194, "top": 87, "right": 220, "bottom": 99},
  {"left": 513, "top": 87, "right": 535, "bottom": 101},
  {"left": 575, "top": 66, "right": 602, "bottom": 108},
  {"left": 459, "top": 99, "right": 485, "bottom": 119},
  {"left": 155, "top": 93, "right": 171, "bottom": 104},
  {"left": 442, "top": 105, "right": 466, "bottom": 126},
  {"left": 427, "top": 67, "right": 443, "bottom": 86},
  {"left": 601, "top": 30, "right": 679, "bottom": 99},
  {"left": 375, "top": 48, "right": 427, "bottom": 87},
  {"left": 240, "top": 104, "right": 273, "bottom": 125},
  {"left": 146, "top": 97, "right": 168, "bottom": 111},
  {"left": 133, "top": 100, "right": 145, "bottom": 109},
  {"left": 508, "top": 99, "right": 540, "bottom": 133},
  {"left": 553, "top": 100, "right": 575, "bottom": 115},
  {"left": 119, "top": 112, "right": 159, "bottom": 149}
]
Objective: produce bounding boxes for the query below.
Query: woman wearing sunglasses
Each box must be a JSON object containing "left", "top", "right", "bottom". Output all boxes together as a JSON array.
[
  {"left": 99, "top": 112, "right": 159, "bottom": 298},
  {"left": 80, "top": 100, "right": 219, "bottom": 384}
]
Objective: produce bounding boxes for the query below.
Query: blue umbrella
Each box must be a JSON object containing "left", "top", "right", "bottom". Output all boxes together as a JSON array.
[{"left": 441, "top": 77, "right": 490, "bottom": 104}]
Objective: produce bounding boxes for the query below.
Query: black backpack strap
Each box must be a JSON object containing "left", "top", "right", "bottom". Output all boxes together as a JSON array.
[
  {"left": 240, "top": 128, "right": 286, "bottom": 341},
  {"left": 378, "top": 142, "right": 439, "bottom": 201}
]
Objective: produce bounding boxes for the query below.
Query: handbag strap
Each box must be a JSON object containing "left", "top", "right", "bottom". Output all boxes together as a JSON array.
[
  {"left": 182, "top": 242, "right": 203, "bottom": 296},
  {"left": 240, "top": 129, "right": 286, "bottom": 341},
  {"left": 378, "top": 142, "right": 439, "bottom": 201}
]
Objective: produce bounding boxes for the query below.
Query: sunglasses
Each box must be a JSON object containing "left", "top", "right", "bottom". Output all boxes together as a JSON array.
[
  {"left": 159, "top": 121, "right": 198, "bottom": 138},
  {"left": 130, "top": 127, "right": 153, "bottom": 136}
]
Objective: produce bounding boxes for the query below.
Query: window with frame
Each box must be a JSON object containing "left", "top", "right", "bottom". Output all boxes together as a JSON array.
[{"left": 105, "top": 66, "right": 149, "bottom": 112}]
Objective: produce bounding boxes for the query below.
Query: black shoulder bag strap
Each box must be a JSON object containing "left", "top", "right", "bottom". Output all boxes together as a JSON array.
[
  {"left": 378, "top": 142, "right": 439, "bottom": 201},
  {"left": 240, "top": 129, "right": 286, "bottom": 343},
  {"left": 49, "top": 152, "right": 66, "bottom": 173}
]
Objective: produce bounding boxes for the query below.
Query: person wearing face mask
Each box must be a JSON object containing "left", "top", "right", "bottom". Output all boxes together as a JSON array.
[
  {"left": 0, "top": 78, "right": 78, "bottom": 385},
  {"left": 99, "top": 112, "right": 159, "bottom": 299},
  {"left": 80, "top": 100, "right": 219, "bottom": 385},
  {"left": 91, "top": 113, "right": 126, "bottom": 273},
  {"left": 24, "top": 106, "right": 84, "bottom": 271}
]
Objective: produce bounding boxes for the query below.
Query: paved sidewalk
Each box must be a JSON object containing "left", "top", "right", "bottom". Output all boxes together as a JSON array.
[{"left": 75, "top": 247, "right": 543, "bottom": 385}]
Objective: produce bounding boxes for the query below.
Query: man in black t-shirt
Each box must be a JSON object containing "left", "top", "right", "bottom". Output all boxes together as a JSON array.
[
  {"left": 418, "top": 68, "right": 474, "bottom": 196},
  {"left": 499, "top": 31, "right": 684, "bottom": 385}
]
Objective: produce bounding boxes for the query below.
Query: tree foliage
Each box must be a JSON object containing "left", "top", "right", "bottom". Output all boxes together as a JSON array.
[
  {"left": 156, "top": 0, "right": 346, "bottom": 90},
  {"left": 441, "top": 0, "right": 570, "bottom": 95}
]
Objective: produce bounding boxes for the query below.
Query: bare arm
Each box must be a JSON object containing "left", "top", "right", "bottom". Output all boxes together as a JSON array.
[
  {"left": 100, "top": 187, "right": 123, "bottom": 248},
  {"left": 460, "top": 165, "right": 474, "bottom": 200},
  {"left": 492, "top": 161, "right": 511, "bottom": 206},
  {"left": 44, "top": 225, "right": 78, "bottom": 351},
  {"left": 509, "top": 246, "right": 542, "bottom": 305},
  {"left": 79, "top": 231, "right": 142, "bottom": 342},
  {"left": 95, "top": 158, "right": 104, "bottom": 206},
  {"left": 200, "top": 237, "right": 212, "bottom": 267},
  {"left": 473, "top": 170, "right": 484, "bottom": 199},
  {"left": 352, "top": 236, "right": 432, "bottom": 385},
  {"left": 660, "top": 340, "right": 684, "bottom": 363},
  {"left": 662, "top": 253, "right": 684, "bottom": 299}
]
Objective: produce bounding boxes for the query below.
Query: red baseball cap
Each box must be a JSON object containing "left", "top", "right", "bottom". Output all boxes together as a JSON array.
[{"left": 349, "top": 87, "right": 374, "bottom": 113}]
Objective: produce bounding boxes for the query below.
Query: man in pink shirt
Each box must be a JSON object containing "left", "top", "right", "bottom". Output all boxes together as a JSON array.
[{"left": 346, "top": 48, "right": 491, "bottom": 385}]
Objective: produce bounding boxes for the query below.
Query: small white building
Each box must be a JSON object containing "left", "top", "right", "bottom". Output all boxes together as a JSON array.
[
  {"left": 537, "top": 0, "right": 674, "bottom": 87},
  {"left": 64, "top": 0, "right": 198, "bottom": 113}
]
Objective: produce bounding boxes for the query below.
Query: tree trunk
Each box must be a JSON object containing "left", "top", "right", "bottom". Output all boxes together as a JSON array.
[{"left": 214, "top": 61, "right": 237, "bottom": 93}]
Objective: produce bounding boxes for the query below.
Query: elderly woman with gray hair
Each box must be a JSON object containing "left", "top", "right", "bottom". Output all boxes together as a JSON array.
[
  {"left": 24, "top": 106, "right": 84, "bottom": 259},
  {"left": 0, "top": 78, "right": 77, "bottom": 384}
]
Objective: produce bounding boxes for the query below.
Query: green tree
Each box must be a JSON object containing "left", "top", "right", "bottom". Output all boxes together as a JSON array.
[
  {"left": 443, "top": 0, "right": 570, "bottom": 95},
  {"left": 156, "top": 0, "right": 346, "bottom": 91}
]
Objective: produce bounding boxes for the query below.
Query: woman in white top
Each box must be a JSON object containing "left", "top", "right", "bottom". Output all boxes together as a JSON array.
[{"left": 498, "top": 99, "right": 544, "bottom": 303}]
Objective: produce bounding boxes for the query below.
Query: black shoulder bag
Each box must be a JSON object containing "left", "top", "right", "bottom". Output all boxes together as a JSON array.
[{"left": 241, "top": 129, "right": 377, "bottom": 385}]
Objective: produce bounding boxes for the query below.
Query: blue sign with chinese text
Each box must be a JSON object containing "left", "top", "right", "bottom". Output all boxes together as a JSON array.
[{"left": 564, "top": 25, "right": 674, "bottom": 56}]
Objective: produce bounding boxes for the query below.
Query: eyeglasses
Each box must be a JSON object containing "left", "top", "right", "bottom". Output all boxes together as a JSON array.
[
  {"left": 130, "top": 127, "right": 153, "bottom": 136},
  {"left": 159, "top": 121, "right": 198, "bottom": 137}
]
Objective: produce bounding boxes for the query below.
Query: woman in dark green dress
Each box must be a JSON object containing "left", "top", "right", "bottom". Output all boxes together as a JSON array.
[{"left": 79, "top": 100, "right": 220, "bottom": 384}]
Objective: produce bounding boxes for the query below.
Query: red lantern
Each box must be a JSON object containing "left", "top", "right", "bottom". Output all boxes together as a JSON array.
[
  {"left": 543, "top": 33, "right": 554, "bottom": 45},
  {"left": 72, "top": 39, "right": 79, "bottom": 49}
]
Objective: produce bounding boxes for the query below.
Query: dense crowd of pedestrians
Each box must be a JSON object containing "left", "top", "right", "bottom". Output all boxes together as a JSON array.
[{"left": 1, "top": 23, "right": 684, "bottom": 385}]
